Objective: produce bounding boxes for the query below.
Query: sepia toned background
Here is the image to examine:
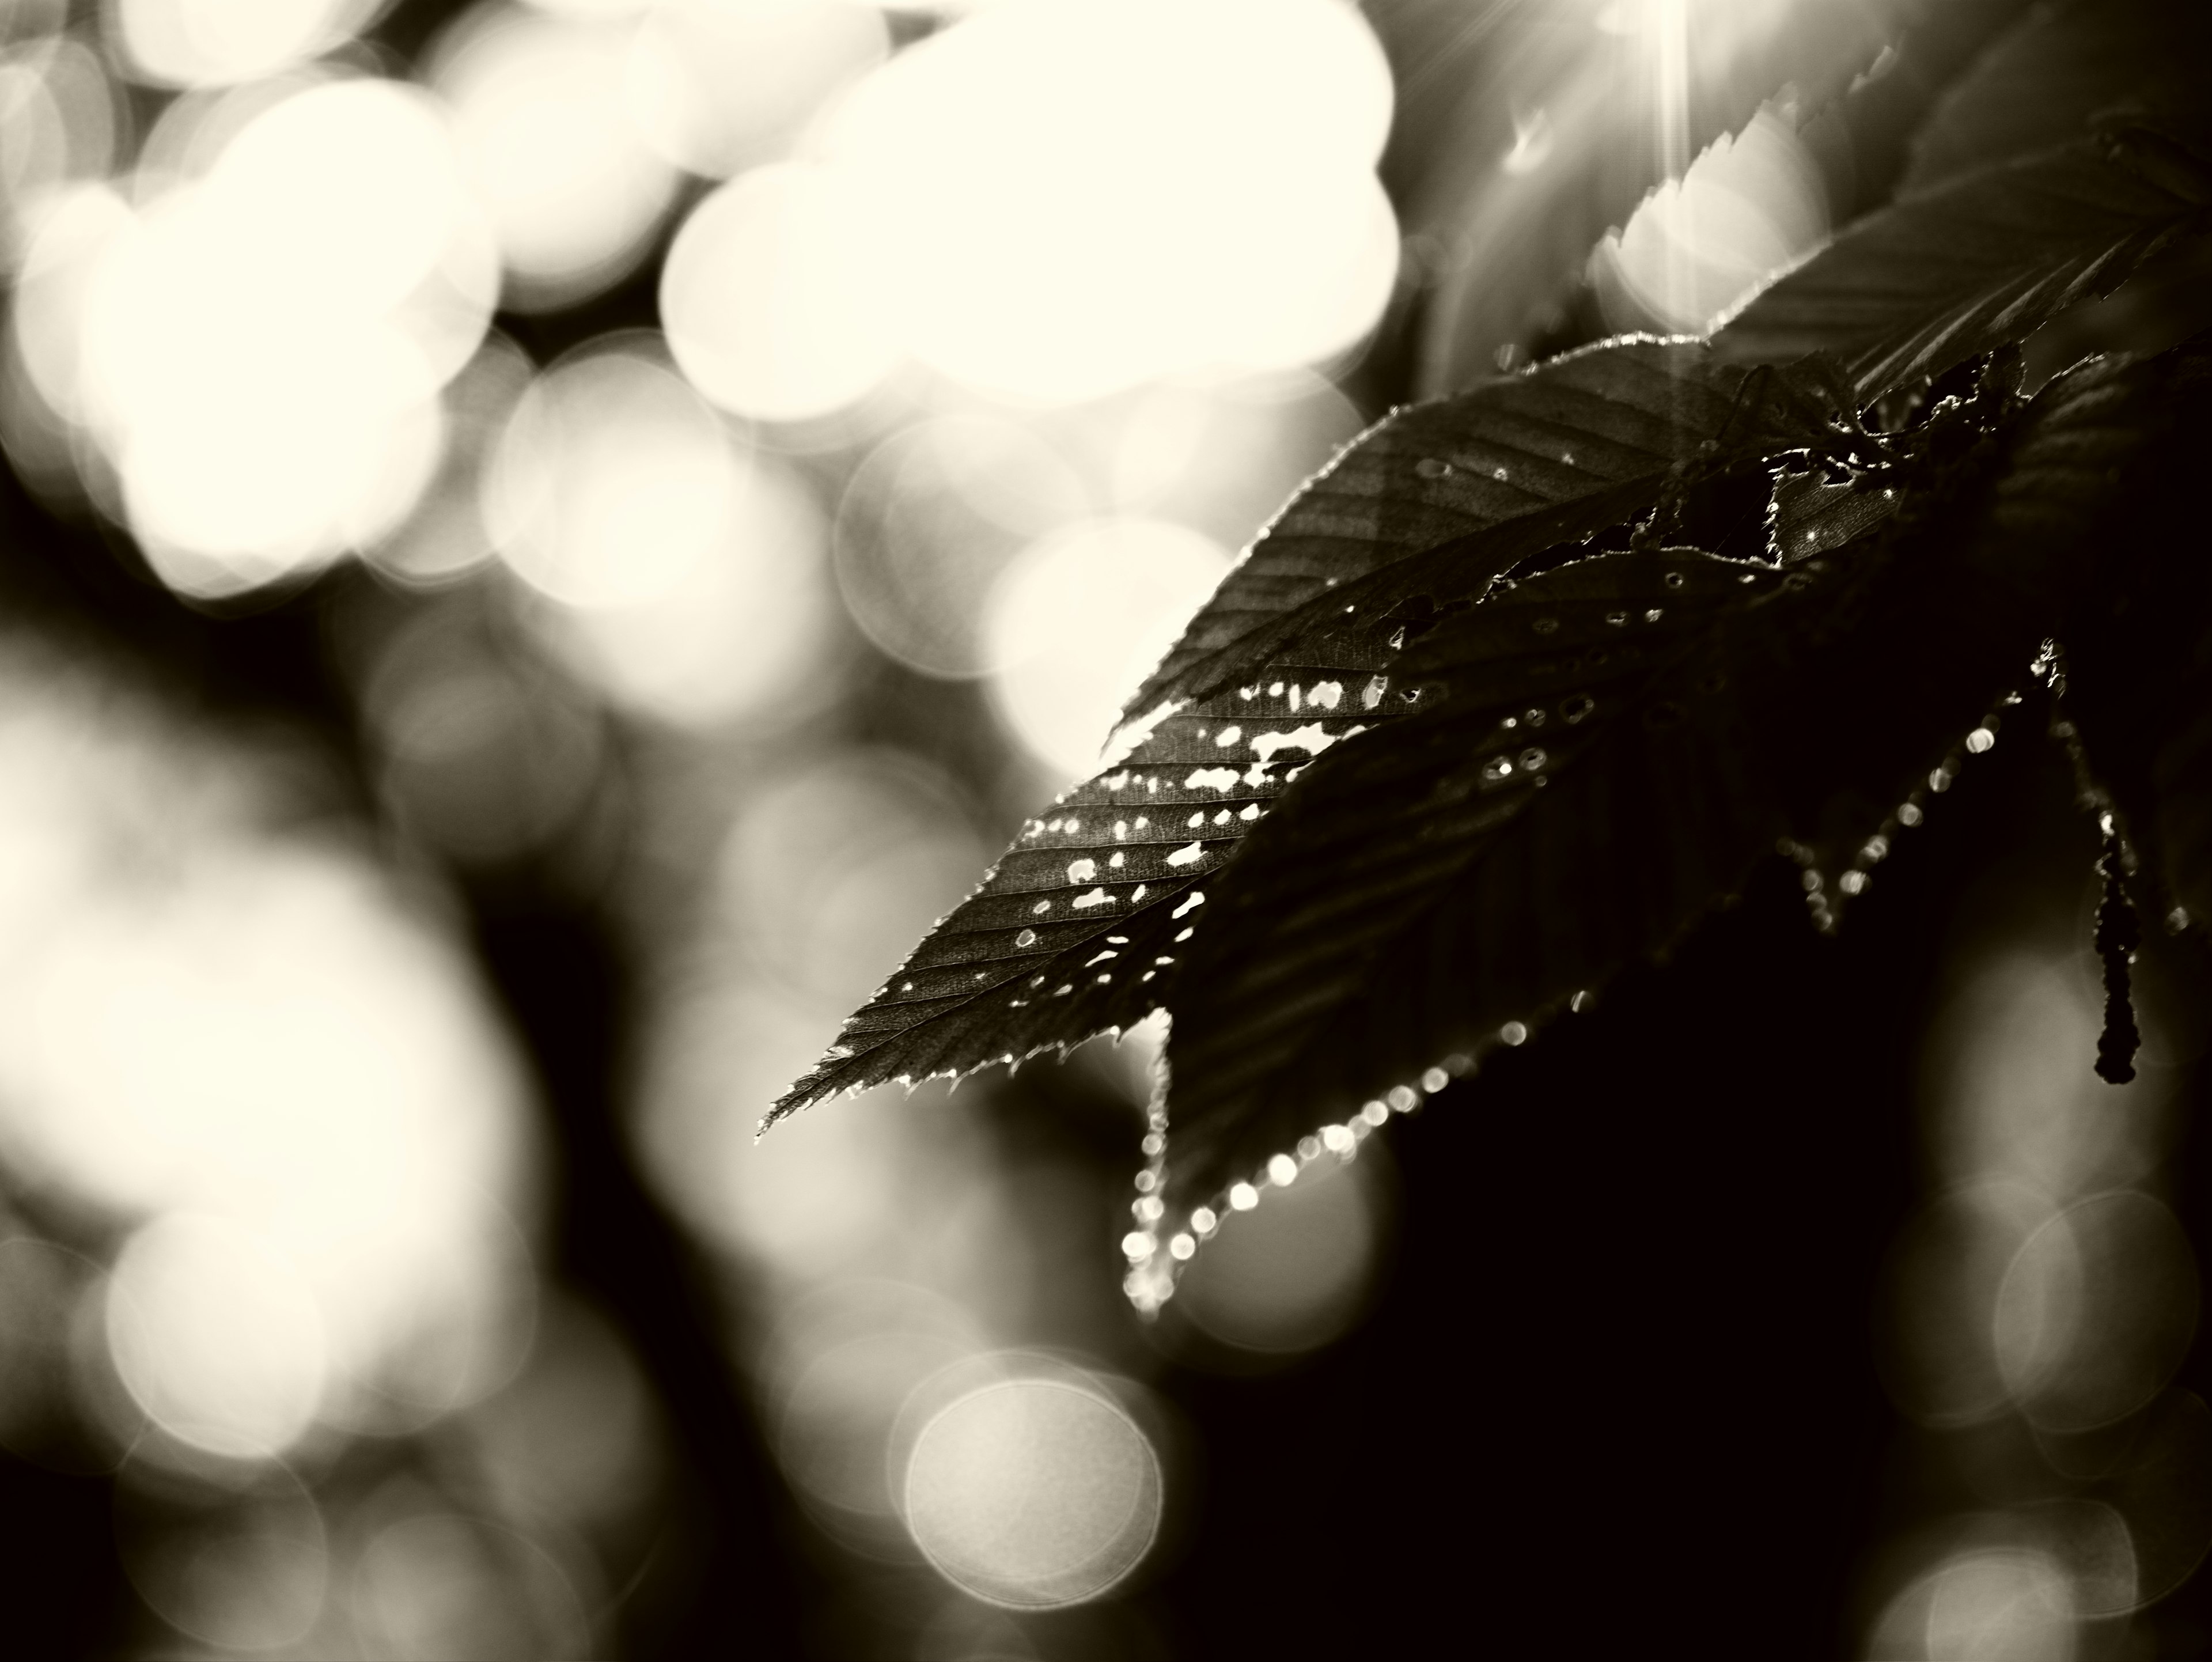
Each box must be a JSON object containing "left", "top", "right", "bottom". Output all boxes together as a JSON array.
[{"left": 0, "top": 0, "right": 2207, "bottom": 1655}]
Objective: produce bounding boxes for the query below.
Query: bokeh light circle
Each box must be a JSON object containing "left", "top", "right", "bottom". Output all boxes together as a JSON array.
[
  {"left": 64, "top": 77, "right": 492, "bottom": 595},
  {"left": 624, "top": 0, "right": 888, "bottom": 179},
  {"left": 903, "top": 1376, "right": 1161, "bottom": 1608},
  {"left": 1175, "top": 1144, "right": 1387, "bottom": 1357},
  {"left": 105, "top": 1213, "right": 328, "bottom": 1459},
  {"left": 982, "top": 517, "right": 1230, "bottom": 777},
  {"left": 815, "top": 0, "right": 1398, "bottom": 403},
  {"left": 486, "top": 338, "right": 749, "bottom": 610},
  {"left": 662, "top": 161, "right": 903, "bottom": 423},
  {"left": 433, "top": 2, "right": 680, "bottom": 309}
]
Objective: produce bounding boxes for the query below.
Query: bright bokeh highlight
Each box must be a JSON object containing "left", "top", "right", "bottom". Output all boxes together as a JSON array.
[
  {"left": 106, "top": 1214, "right": 327, "bottom": 1457},
  {"left": 983, "top": 517, "right": 1231, "bottom": 777},
  {"left": 50, "top": 78, "right": 493, "bottom": 596},
  {"left": 0, "top": 651, "right": 536, "bottom": 1453},
  {"left": 626, "top": 0, "right": 888, "bottom": 179},
  {"left": 115, "top": 0, "right": 376, "bottom": 87},
  {"left": 486, "top": 338, "right": 752, "bottom": 610},
  {"left": 661, "top": 161, "right": 903, "bottom": 423},
  {"left": 0, "top": 36, "right": 116, "bottom": 268},
  {"left": 433, "top": 2, "right": 679, "bottom": 309},
  {"left": 903, "top": 1376, "right": 1161, "bottom": 1608},
  {"left": 536, "top": 446, "right": 836, "bottom": 728},
  {"left": 675, "top": 0, "right": 1398, "bottom": 414},
  {"left": 834, "top": 414, "right": 1091, "bottom": 678}
]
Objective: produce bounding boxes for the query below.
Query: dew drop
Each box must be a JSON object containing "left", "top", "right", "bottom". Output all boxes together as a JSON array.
[
  {"left": 1415, "top": 457, "right": 1453, "bottom": 479},
  {"left": 1522, "top": 708, "right": 1546, "bottom": 727},
  {"left": 1644, "top": 608, "right": 1662, "bottom": 623},
  {"left": 1267, "top": 1153, "right": 1299, "bottom": 1186},
  {"left": 1229, "top": 1183, "right": 1259, "bottom": 1211},
  {"left": 1897, "top": 802, "right": 1923, "bottom": 827},
  {"left": 1032, "top": 900, "right": 1051, "bottom": 914},
  {"left": 1134, "top": 1169, "right": 1157, "bottom": 1192},
  {"left": 1861, "top": 836, "right": 1888, "bottom": 863},
  {"left": 1168, "top": 1233, "right": 1196, "bottom": 1260},
  {"left": 1965, "top": 726, "right": 1995, "bottom": 754},
  {"left": 1664, "top": 571, "right": 1685, "bottom": 589},
  {"left": 1420, "top": 1066, "right": 1449, "bottom": 1093},
  {"left": 1502, "top": 716, "right": 1518, "bottom": 729},
  {"left": 1491, "top": 466, "right": 1508, "bottom": 482},
  {"left": 1518, "top": 747, "right": 1547, "bottom": 771},
  {"left": 1801, "top": 869, "right": 1823, "bottom": 893},
  {"left": 1499, "top": 1020, "right": 1528, "bottom": 1046},
  {"left": 1605, "top": 611, "right": 1629, "bottom": 627},
  {"left": 1015, "top": 929, "right": 1039, "bottom": 948},
  {"left": 1361, "top": 1100, "right": 1390, "bottom": 1126},
  {"left": 1839, "top": 870, "right": 1868, "bottom": 895},
  {"left": 1929, "top": 767, "right": 1951, "bottom": 793},
  {"left": 1122, "top": 1232, "right": 1153, "bottom": 1259},
  {"left": 1296, "top": 1136, "right": 1321, "bottom": 1162},
  {"left": 1321, "top": 1124, "right": 1354, "bottom": 1153},
  {"left": 2169, "top": 907, "right": 2191, "bottom": 933},
  {"left": 1483, "top": 755, "right": 1514, "bottom": 781},
  {"left": 1387, "top": 1084, "right": 1419, "bottom": 1112},
  {"left": 1191, "top": 1206, "right": 1218, "bottom": 1233},
  {"left": 1561, "top": 694, "right": 1594, "bottom": 722},
  {"left": 1238, "top": 804, "right": 1260, "bottom": 821}
]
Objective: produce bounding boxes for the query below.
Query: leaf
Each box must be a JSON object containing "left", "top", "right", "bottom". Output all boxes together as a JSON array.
[
  {"left": 1901, "top": 0, "right": 2212, "bottom": 193},
  {"left": 764, "top": 663, "right": 1400, "bottom": 1125},
  {"left": 1714, "top": 131, "right": 2212, "bottom": 403},
  {"left": 771, "top": 339, "right": 1870, "bottom": 1124},
  {"left": 1768, "top": 462, "right": 1905, "bottom": 562},
  {"left": 1151, "top": 417, "right": 2048, "bottom": 1220},
  {"left": 770, "top": 339, "right": 1859, "bottom": 1126},
  {"left": 1128, "top": 338, "right": 1849, "bottom": 717}
]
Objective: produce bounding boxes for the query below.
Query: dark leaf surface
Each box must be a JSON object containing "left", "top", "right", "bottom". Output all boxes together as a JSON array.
[
  {"left": 774, "top": 339, "right": 1858, "bottom": 1123},
  {"left": 765, "top": 662, "right": 1402, "bottom": 1124},
  {"left": 1902, "top": 0, "right": 2212, "bottom": 193},
  {"left": 1129, "top": 338, "right": 1846, "bottom": 716},
  {"left": 1768, "top": 463, "right": 1906, "bottom": 563},
  {"left": 1155, "top": 434, "right": 2046, "bottom": 1217},
  {"left": 1715, "top": 134, "right": 2212, "bottom": 403}
]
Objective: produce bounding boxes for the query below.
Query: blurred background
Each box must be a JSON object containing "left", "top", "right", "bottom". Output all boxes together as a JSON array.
[{"left": 0, "top": 0, "right": 2207, "bottom": 1655}]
